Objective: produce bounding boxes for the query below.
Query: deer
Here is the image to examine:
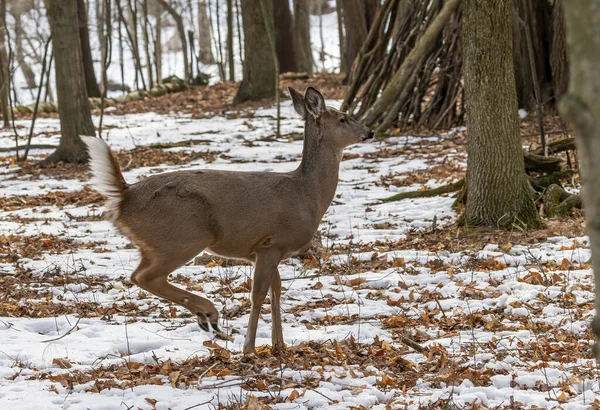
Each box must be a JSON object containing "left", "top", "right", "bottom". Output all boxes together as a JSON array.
[{"left": 81, "top": 87, "right": 374, "bottom": 355}]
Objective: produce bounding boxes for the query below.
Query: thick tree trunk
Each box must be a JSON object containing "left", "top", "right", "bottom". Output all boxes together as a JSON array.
[
  {"left": 293, "top": 0, "right": 313, "bottom": 74},
  {"left": 560, "top": 0, "right": 600, "bottom": 357},
  {"left": 198, "top": 1, "right": 215, "bottom": 64},
  {"left": 463, "top": 0, "right": 541, "bottom": 228},
  {"left": 0, "top": 0, "right": 9, "bottom": 127},
  {"left": 77, "top": 0, "right": 101, "bottom": 98},
  {"left": 273, "top": 0, "right": 297, "bottom": 73},
  {"left": 234, "top": 0, "right": 276, "bottom": 102},
  {"left": 43, "top": 0, "right": 95, "bottom": 163}
]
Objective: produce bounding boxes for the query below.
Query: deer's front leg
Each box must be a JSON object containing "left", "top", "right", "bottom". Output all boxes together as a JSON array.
[{"left": 243, "top": 251, "right": 281, "bottom": 356}]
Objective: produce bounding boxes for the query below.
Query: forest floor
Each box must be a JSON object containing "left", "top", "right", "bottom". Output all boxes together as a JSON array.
[{"left": 0, "top": 76, "right": 597, "bottom": 409}]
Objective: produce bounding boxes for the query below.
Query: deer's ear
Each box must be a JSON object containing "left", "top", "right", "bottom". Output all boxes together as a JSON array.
[
  {"left": 304, "top": 87, "right": 325, "bottom": 118},
  {"left": 288, "top": 87, "right": 306, "bottom": 119}
]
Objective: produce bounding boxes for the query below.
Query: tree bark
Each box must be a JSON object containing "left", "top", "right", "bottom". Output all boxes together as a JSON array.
[
  {"left": 463, "top": 0, "right": 541, "bottom": 228},
  {"left": 43, "top": 0, "right": 95, "bottom": 163},
  {"left": 198, "top": 0, "right": 215, "bottom": 64},
  {"left": 560, "top": 0, "right": 600, "bottom": 357},
  {"left": 77, "top": 0, "right": 101, "bottom": 98},
  {"left": 293, "top": 0, "right": 313, "bottom": 74},
  {"left": 0, "top": 0, "right": 9, "bottom": 127},
  {"left": 273, "top": 0, "right": 297, "bottom": 73},
  {"left": 234, "top": 0, "right": 276, "bottom": 102}
]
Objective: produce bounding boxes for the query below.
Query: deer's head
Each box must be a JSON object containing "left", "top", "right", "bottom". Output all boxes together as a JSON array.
[{"left": 289, "top": 87, "right": 374, "bottom": 151}]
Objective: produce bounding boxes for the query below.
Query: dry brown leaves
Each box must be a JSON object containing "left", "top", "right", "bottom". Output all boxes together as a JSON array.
[
  {"left": 87, "top": 73, "right": 346, "bottom": 120},
  {"left": 115, "top": 146, "right": 220, "bottom": 170},
  {"left": 0, "top": 232, "right": 104, "bottom": 263},
  {"left": 33, "top": 336, "right": 417, "bottom": 401},
  {"left": 0, "top": 187, "right": 104, "bottom": 211}
]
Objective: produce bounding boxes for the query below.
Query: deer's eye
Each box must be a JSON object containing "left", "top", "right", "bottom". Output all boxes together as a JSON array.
[{"left": 340, "top": 118, "right": 348, "bottom": 124}]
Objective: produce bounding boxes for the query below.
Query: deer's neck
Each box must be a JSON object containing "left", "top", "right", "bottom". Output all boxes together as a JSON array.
[{"left": 297, "top": 121, "right": 342, "bottom": 215}]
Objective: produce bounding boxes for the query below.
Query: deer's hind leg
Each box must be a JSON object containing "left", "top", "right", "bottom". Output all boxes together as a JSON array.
[
  {"left": 243, "top": 250, "right": 282, "bottom": 356},
  {"left": 270, "top": 271, "right": 284, "bottom": 352},
  {"left": 131, "top": 251, "right": 220, "bottom": 331}
]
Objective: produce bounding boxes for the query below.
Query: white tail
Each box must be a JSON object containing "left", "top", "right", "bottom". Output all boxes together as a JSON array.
[
  {"left": 80, "top": 136, "right": 126, "bottom": 221},
  {"left": 83, "top": 88, "right": 374, "bottom": 355}
]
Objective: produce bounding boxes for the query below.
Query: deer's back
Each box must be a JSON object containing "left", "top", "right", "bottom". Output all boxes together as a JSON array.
[{"left": 117, "top": 169, "right": 321, "bottom": 260}]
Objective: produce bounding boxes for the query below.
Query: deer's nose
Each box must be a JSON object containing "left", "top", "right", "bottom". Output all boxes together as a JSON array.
[{"left": 368, "top": 130, "right": 375, "bottom": 139}]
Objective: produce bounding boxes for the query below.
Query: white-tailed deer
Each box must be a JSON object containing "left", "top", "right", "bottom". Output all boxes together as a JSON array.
[{"left": 82, "top": 87, "right": 373, "bottom": 355}]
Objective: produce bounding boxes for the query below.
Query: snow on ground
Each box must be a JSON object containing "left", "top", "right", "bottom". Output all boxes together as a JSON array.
[{"left": 0, "top": 100, "right": 598, "bottom": 409}]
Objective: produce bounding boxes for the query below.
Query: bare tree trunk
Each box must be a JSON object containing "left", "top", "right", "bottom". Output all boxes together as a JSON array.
[
  {"left": 126, "top": 0, "right": 147, "bottom": 88},
  {"left": 13, "top": 12, "right": 36, "bottom": 89},
  {"left": 234, "top": 0, "right": 276, "bottom": 102},
  {"left": 560, "top": 0, "right": 600, "bottom": 358},
  {"left": 142, "top": 0, "right": 154, "bottom": 88},
  {"left": 116, "top": 0, "right": 146, "bottom": 89},
  {"left": 293, "top": 0, "right": 313, "bottom": 74},
  {"left": 157, "top": 0, "right": 189, "bottom": 82},
  {"left": 463, "top": 0, "right": 541, "bottom": 228},
  {"left": 336, "top": 0, "right": 345, "bottom": 74},
  {"left": 158, "top": 0, "right": 191, "bottom": 84},
  {"left": 77, "top": 0, "right": 101, "bottom": 97},
  {"left": 197, "top": 0, "right": 215, "bottom": 63},
  {"left": 226, "top": 0, "right": 235, "bottom": 80},
  {"left": 155, "top": 7, "right": 162, "bottom": 82},
  {"left": 235, "top": 0, "right": 243, "bottom": 68},
  {"left": 43, "top": 0, "right": 95, "bottom": 163},
  {"left": 273, "top": 0, "right": 297, "bottom": 73},
  {"left": 117, "top": 1, "right": 126, "bottom": 90},
  {"left": 511, "top": 0, "right": 553, "bottom": 109},
  {"left": 0, "top": 0, "right": 9, "bottom": 127},
  {"left": 214, "top": 0, "right": 226, "bottom": 80},
  {"left": 550, "top": 0, "right": 568, "bottom": 101},
  {"left": 340, "top": 0, "right": 367, "bottom": 74},
  {"left": 96, "top": 0, "right": 106, "bottom": 82}
]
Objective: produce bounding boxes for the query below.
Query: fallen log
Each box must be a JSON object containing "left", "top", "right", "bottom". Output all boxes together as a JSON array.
[
  {"left": 531, "top": 137, "right": 576, "bottom": 156},
  {"left": 542, "top": 184, "right": 583, "bottom": 217},
  {"left": 524, "top": 152, "right": 563, "bottom": 174},
  {"left": 529, "top": 170, "right": 578, "bottom": 191},
  {"left": 381, "top": 180, "right": 464, "bottom": 203}
]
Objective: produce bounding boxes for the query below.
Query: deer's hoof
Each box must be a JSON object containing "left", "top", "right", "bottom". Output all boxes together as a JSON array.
[
  {"left": 197, "top": 312, "right": 210, "bottom": 332},
  {"left": 211, "top": 321, "right": 221, "bottom": 332}
]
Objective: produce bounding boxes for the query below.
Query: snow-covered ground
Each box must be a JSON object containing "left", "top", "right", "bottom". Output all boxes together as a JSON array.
[{"left": 0, "top": 98, "right": 597, "bottom": 409}]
